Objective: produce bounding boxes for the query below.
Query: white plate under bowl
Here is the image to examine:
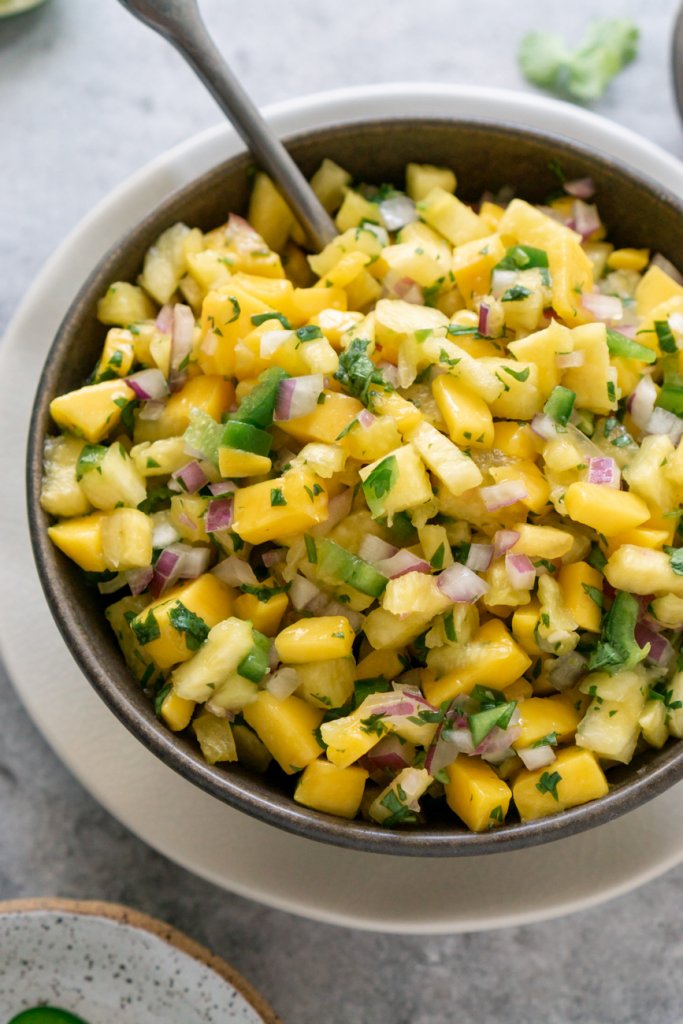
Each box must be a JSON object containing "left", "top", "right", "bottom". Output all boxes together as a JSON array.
[
  {"left": 0, "top": 899, "right": 278, "bottom": 1023},
  {"left": 3, "top": 85, "right": 683, "bottom": 934}
]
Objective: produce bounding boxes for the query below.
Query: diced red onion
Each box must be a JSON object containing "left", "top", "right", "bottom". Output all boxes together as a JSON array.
[
  {"left": 564, "top": 176, "right": 596, "bottom": 200},
  {"left": 311, "top": 488, "right": 353, "bottom": 536},
  {"left": 358, "top": 408, "right": 375, "bottom": 429},
  {"left": 211, "top": 554, "right": 256, "bottom": 587},
  {"left": 556, "top": 351, "right": 585, "bottom": 369},
  {"left": 517, "top": 745, "right": 557, "bottom": 771},
  {"left": 126, "top": 566, "right": 154, "bottom": 596},
  {"left": 651, "top": 253, "right": 683, "bottom": 285},
  {"left": 365, "top": 734, "right": 413, "bottom": 772},
  {"left": 587, "top": 457, "right": 620, "bottom": 488},
  {"left": 262, "top": 547, "right": 286, "bottom": 568},
  {"left": 477, "top": 724, "right": 521, "bottom": 761},
  {"left": 424, "top": 721, "right": 460, "bottom": 775},
  {"left": 505, "top": 553, "right": 535, "bottom": 590},
  {"left": 358, "top": 535, "right": 398, "bottom": 563},
  {"left": 645, "top": 406, "right": 683, "bottom": 445},
  {"left": 437, "top": 563, "right": 489, "bottom": 603},
  {"left": 323, "top": 598, "right": 363, "bottom": 632},
  {"left": 537, "top": 205, "right": 570, "bottom": 225},
  {"left": 628, "top": 375, "right": 657, "bottom": 430},
  {"left": 383, "top": 270, "right": 424, "bottom": 304},
  {"left": 572, "top": 199, "right": 601, "bottom": 240},
  {"left": 155, "top": 304, "right": 174, "bottom": 334},
  {"left": 491, "top": 269, "right": 517, "bottom": 299},
  {"left": 480, "top": 479, "right": 527, "bottom": 511},
  {"left": 260, "top": 329, "right": 293, "bottom": 358},
  {"left": 138, "top": 399, "right": 166, "bottom": 421},
  {"left": 205, "top": 498, "right": 234, "bottom": 534},
  {"left": 171, "top": 460, "right": 208, "bottom": 495},
  {"left": 478, "top": 303, "right": 491, "bottom": 337},
  {"left": 367, "top": 691, "right": 438, "bottom": 721},
  {"left": 151, "top": 543, "right": 210, "bottom": 597},
  {"left": 493, "top": 529, "right": 521, "bottom": 559},
  {"left": 265, "top": 666, "right": 300, "bottom": 700},
  {"left": 635, "top": 621, "right": 674, "bottom": 666},
  {"left": 289, "top": 573, "right": 323, "bottom": 611},
  {"left": 530, "top": 413, "right": 557, "bottom": 440},
  {"left": 442, "top": 727, "right": 476, "bottom": 755},
  {"left": 275, "top": 374, "right": 325, "bottom": 421},
  {"left": 125, "top": 368, "right": 169, "bottom": 401},
  {"left": 377, "top": 361, "right": 400, "bottom": 388},
  {"left": 375, "top": 550, "right": 431, "bottom": 579},
  {"left": 465, "top": 543, "right": 493, "bottom": 572},
  {"left": 669, "top": 312, "right": 683, "bottom": 341},
  {"left": 379, "top": 194, "right": 418, "bottom": 231},
  {"left": 581, "top": 291, "right": 623, "bottom": 323},
  {"left": 208, "top": 480, "right": 238, "bottom": 496},
  {"left": 170, "top": 303, "right": 195, "bottom": 382}
]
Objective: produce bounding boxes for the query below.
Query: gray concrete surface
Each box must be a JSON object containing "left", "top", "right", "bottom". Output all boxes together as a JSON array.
[{"left": 2, "top": 1, "right": 683, "bottom": 1021}]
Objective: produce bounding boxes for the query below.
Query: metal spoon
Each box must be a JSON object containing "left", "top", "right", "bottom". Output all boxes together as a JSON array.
[
  {"left": 116, "top": 0, "right": 337, "bottom": 251},
  {"left": 672, "top": 1, "right": 683, "bottom": 124}
]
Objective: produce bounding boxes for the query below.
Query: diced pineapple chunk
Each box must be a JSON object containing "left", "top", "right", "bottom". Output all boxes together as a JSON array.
[
  {"left": 243, "top": 692, "right": 324, "bottom": 774},
  {"left": 512, "top": 747, "right": 608, "bottom": 820},
  {"left": 639, "top": 700, "right": 669, "bottom": 748},
  {"left": 95, "top": 328, "right": 136, "bottom": 381},
  {"left": 247, "top": 172, "right": 294, "bottom": 252},
  {"left": 97, "top": 281, "right": 157, "bottom": 325},
  {"left": 382, "top": 572, "right": 452, "bottom": 620},
  {"left": 130, "top": 437, "right": 188, "bottom": 477},
  {"left": 635, "top": 264, "right": 683, "bottom": 318},
  {"left": 171, "top": 616, "right": 252, "bottom": 702},
  {"left": 564, "top": 483, "right": 650, "bottom": 536},
  {"left": 511, "top": 523, "right": 574, "bottom": 559},
  {"left": 432, "top": 375, "right": 494, "bottom": 449},
  {"left": 79, "top": 442, "right": 147, "bottom": 510},
  {"left": 369, "top": 767, "right": 432, "bottom": 825},
  {"left": 562, "top": 322, "right": 614, "bottom": 414},
  {"left": 604, "top": 544, "right": 683, "bottom": 596},
  {"left": 363, "top": 607, "right": 434, "bottom": 650},
  {"left": 40, "top": 435, "right": 92, "bottom": 518},
  {"left": 417, "top": 187, "right": 488, "bottom": 246},
  {"left": 359, "top": 444, "right": 433, "bottom": 519},
  {"left": 294, "top": 759, "right": 368, "bottom": 818},
  {"left": 406, "top": 163, "right": 456, "bottom": 201},
  {"left": 295, "top": 657, "right": 355, "bottom": 709},
  {"left": 507, "top": 319, "right": 574, "bottom": 399},
  {"left": 192, "top": 710, "right": 238, "bottom": 764},
  {"left": 105, "top": 595, "right": 163, "bottom": 689},
  {"left": 320, "top": 703, "right": 388, "bottom": 768},
  {"left": 275, "top": 616, "right": 354, "bottom": 663},
  {"left": 405, "top": 419, "right": 482, "bottom": 495},
  {"left": 101, "top": 508, "right": 153, "bottom": 571},
  {"left": 445, "top": 757, "right": 512, "bottom": 832},
  {"left": 423, "top": 619, "right": 531, "bottom": 705}
]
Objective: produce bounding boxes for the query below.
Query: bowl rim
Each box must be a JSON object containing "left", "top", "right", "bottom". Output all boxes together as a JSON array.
[{"left": 25, "top": 96, "right": 683, "bottom": 857}]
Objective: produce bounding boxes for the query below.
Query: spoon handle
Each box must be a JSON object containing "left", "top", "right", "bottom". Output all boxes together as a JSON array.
[{"left": 117, "top": 0, "right": 337, "bottom": 251}]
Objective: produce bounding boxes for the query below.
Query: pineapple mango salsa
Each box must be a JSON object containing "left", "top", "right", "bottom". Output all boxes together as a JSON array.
[{"left": 41, "top": 157, "right": 683, "bottom": 833}]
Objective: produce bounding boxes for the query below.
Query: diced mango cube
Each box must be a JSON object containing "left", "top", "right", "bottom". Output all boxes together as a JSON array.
[
  {"left": 233, "top": 590, "right": 289, "bottom": 637},
  {"left": 133, "top": 375, "right": 234, "bottom": 444},
  {"left": 243, "top": 692, "right": 324, "bottom": 774},
  {"left": 48, "top": 511, "right": 108, "bottom": 572},
  {"left": 512, "top": 746, "right": 608, "bottom": 820},
  {"left": 294, "top": 758, "right": 368, "bottom": 818},
  {"left": 432, "top": 374, "right": 494, "bottom": 449},
  {"left": 232, "top": 469, "right": 328, "bottom": 545},
  {"left": 513, "top": 696, "right": 581, "bottom": 749},
  {"left": 276, "top": 390, "right": 363, "bottom": 445},
  {"left": 275, "top": 616, "right": 354, "bottom": 663},
  {"left": 159, "top": 690, "right": 196, "bottom": 732},
  {"left": 423, "top": 619, "right": 531, "bottom": 705},
  {"left": 50, "top": 379, "right": 136, "bottom": 444},
  {"left": 558, "top": 561, "right": 603, "bottom": 632},
  {"left": 564, "top": 482, "right": 650, "bottom": 536},
  {"left": 445, "top": 757, "right": 512, "bottom": 832}
]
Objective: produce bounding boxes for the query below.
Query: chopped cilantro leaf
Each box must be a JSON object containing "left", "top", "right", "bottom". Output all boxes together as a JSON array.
[
  {"left": 304, "top": 535, "right": 317, "bottom": 563},
  {"left": 536, "top": 770, "right": 562, "bottom": 801},
  {"left": 168, "top": 601, "right": 209, "bottom": 652},
  {"left": 270, "top": 487, "right": 287, "bottom": 506},
  {"left": 503, "top": 364, "right": 531, "bottom": 383},
  {"left": 296, "top": 325, "right": 323, "bottom": 343},
  {"left": 76, "top": 444, "right": 106, "bottom": 481},
  {"left": 335, "top": 337, "right": 392, "bottom": 406},
  {"left": 131, "top": 610, "right": 160, "bottom": 646},
  {"left": 250, "top": 311, "right": 291, "bottom": 329},
  {"left": 501, "top": 284, "right": 532, "bottom": 302},
  {"left": 588, "top": 591, "right": 647, "bottom": 674},
  {"left": 360, "top": 712, "right": 387, "bottom": 736}
]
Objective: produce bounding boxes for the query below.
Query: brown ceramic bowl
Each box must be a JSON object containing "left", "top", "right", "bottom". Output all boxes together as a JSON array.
[{"left": 27, "top": 114, "right": 683, "bottom": 856}]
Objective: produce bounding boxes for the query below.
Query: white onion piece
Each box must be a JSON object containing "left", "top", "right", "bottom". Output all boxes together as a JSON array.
[
  {"left": 138, "top": 399, "right": 166, "bottom": 421},
  {"left": 260, "top": 330, "right": 293, "bottom": 358},
  {"left": 491, "top": 268, "right": 517, "bottom": 298},
  {"left": 151, "top": 514, "right": 180, "bottom": 550},
  {"left": 651, "top": 252, "right": 683, "bottom": 285},
  {"left": 424, "top": 732, "right": 459, "bottom": 776},
  {"left": 442, "top": 728, "right": 476, "bottom": 755},
  {"left": 628, "top": 375, "right": 657, "bottom": 430},
  {"left": 564, "top": 177, "right": 596, "bottom": 199},
  {"left": 211, "top": 556, "right": 257, "bottom": 588},
  {"left": 645, "top": 407, "right": 683, "bottom": 444},
  {"left": 358, "top": 408, "right": 375, "bottom": 428},
  {"left": 126, "top": 368, "right": 169, "bottom": 401},
  {"left": 375, "top": 549, "right": 430, "bottom": 579},
  {"left": 493, "top": 530, "right": 520, "bottom": 559},
  {"left": 379, "top": 194, "right": 418, "bottom": 231},
  {"left": 323, "top": 598, "right": 363, "bottom": 632},
  {"left": 505, "top": 553, "right": 535, "bottom": 590},
  {"left": 265, "top": 667, "right": 300, "bottom": 700},
  {"left": 465, "top": 543, "right": 493, "bottom": 572},
  {"left": 311, "top": 487, "right": 354, "bottom": 537},
  {"left": 480, "top": 479, "right": 527, "bottom": 511},
  {"left": 587, "top": 456, "right": 620, "bottom": 488},
  {"left": 478, "top": 302, "right": 491, "bottom": 337},
  {"left": 289, "top": 573, "right": 323, "bottom": 610},
  {"left": 156, "top": 304, "right": 174, "bottom": 334},
  {"left": 572, "top": 199, "right": 600, "bottom": 240},
  {"left": 171, "top": 303, "right": 195, "bottom": 374},
  {"left": 581, "top": 291, "right": 623, "bottom": 323},
  {"left": 555, "top": 351, "right": 585, "bottom": 369},
  {"left": 358, "top": 535, "right": 398, "bottom": 563},
  {"left": 517, "top": 745, "right": 557, "bottom": 771},
  {"left": 669, "top": 312, "right": 683, "bottom": 342},
  {"left": 274, "top": 374, "right": 324, "bottom": 421},
  {"left": 377, "top": 360, "right": 400, "bottom": 388},
  {"left": 477, "top": 725, "right": 522, "bottom": 761},
  {"left": 437, "top": 563, "right": 489, "bottom": 603},
  {"left": 530, "top": 413, "right": 557, "bottom": 440}
]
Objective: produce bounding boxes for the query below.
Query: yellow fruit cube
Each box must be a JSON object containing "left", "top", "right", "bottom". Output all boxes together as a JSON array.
[
  {"left": 422, "top": 619, "right": 531, "bottom": 705},
  {"left": 40, "top": 434, "right": 92, "bottom": 518},
  {"left": 48, "top": 511, "right": 108, "bottom": 572},
  {"left": 275, "top": 616, "right": 354, "bottom": 663},
  {"left": 507, "top": 319, "right": 574, "bottom": 399},
  {"left": 406, "top": 420, "right": 483, "bottom": 496},
  {"left": 452, "top": 234, "right": 506, "bottom": 304},
  {"left": 132, "top": 574, "right": 234, "bottom": 671},
  {"left": 294, "top": 758, "right": 367, "bottom": 818},
  {"left": 133, "top": 375, "right": 234, "bottom": 444},
  {"left": 513, "top": 696, "right": 581, "bottom": 749},
  {"left": 369, "top": 389, "right": 423, "bottom": 432},
  {"left": 101, "top": 508, "right": 153, "bottom": 571},
  {"left": 607, "top": 248, "right": 649, "bottom": 273},
  {"left": 233, "top": 590, "right": 289, "bottom": 637},
  {"left": 605, "top": 528, "right": 670, "bottom": 557},
  {"left": 97, "top": 281, "right": 157, "bottom": 326},
  {"left": 562, "top": 322, "right": 615, "bottom": 414},
  {"left": 558, "top": 561, "right": 603, "bottom": 632},
  {"left": 335, "top": 189, "right": 382, "bottom": 232},
  {"left": 291, "top": 285, "right": 348, "bottom": 321},
  {"left": 192, "top": 711, "right": 238, "bottom": 764},
  {"left": 382, "top": 572, "right": 452, "bottom": 620},
  {"left": 243, "top": 692, "right": 324, "bottom": 774},
  {"left": 354, "top": 648, "right": 405, "bottom": 681},
  {"left": 198, "top": 285, "right": 271, "bottom": 377},
  {"left": 217, "top": 448, "right": 272, "bottom": 478},
  {"left": 363, "top": 608, "right": 434, "bottom": 650},
  {"left": 635, "top": 265, "right": 683, "bottom": 318},
  {"left": 169, "top": 494, "right": 210, "bottom": 544},
  {"left": 373, "top": 299, "right": 448, "bottom": 363},
  {"left": 604, "top": 544, "right": 683, "bottom": 596},
  {"left": 492, "top": 421, "right": 541, "bottom": 461},
  {"left": 276, "top": 390, "right": 363, "bottom": 445},
  {"left": 445, "top": 757, "right": 512, "bottom": 832},
  {"left": 564, "top": 482, "right": 650, "bottom": 536},
  {"left": 512, "top": 746, "right": 608, "bottom": 820},
  {"left": 247, "top": 172, "right": 294, "bottom": 252},
  {"left": 172, "top": 617, "right": 253, "bottom": 703},
  {"left": 320, "top": 706, "right": 388, "bottom": 768},
  {"left": 406, "top": 163, "right": 456, "bottom": 201},
  {"left": 511, "top": 598, "right": 542, "bottom": 657},
  {"left": 417, "top": 187, "right": 488, "bottom": 246},
  {"left": 50, "top": 379, "right": 136, "bottom": 444},
  {"left": 159, "top": 690, "right": 195, "bottom": 732},
  {"left": 511, "top": 523, "right": 573, "bottom": 559},
  {"left": 432, "top": 374, "right": 494, "bottom": 449},
  {"left": 232, "top": 470, "right": 328, "bottom": 545},
  {"left": 295, "top": 658, "right": 356, "bottom": 710},
  {"left": 359, "top": 443, "right": 433, "bottom": 519},
  {"left": 95, "top": 328, "right": 136, "bottom": 380},
  {"left": 489, "top": 461, "right": 550, "bottom": 515}
]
